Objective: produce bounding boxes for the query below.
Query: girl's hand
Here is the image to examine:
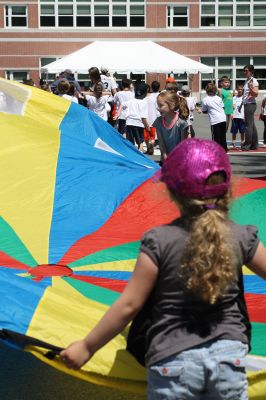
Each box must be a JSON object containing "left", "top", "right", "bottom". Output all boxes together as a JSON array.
[{"left": 60, "top": 339, "right": 92, "bottom": 370}]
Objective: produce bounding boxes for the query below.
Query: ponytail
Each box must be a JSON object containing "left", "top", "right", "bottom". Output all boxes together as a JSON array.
[
  {"left": 178, "top": 96, "right": 189, "bottom": 120},
  {"left": 157, "top": 91, "right": 189, "bottom": 120},
  {"left": 172, "top": 174, "right": 236, "bottom": 304}
]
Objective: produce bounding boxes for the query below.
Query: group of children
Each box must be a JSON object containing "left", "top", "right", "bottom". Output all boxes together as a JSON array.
[
  {"left": 111, "top": 78, "right": 197, "bottom": 162},
  {"left": 201, "top": 76, "right": 246, "bottom": 152},
  {"left": 202, "top": 69, "right": 265, "bottom": 152},
  {"left": 49, "top": 66, "right": 265, "bottom": 156},
  {"left": 83, "top": 72, "right": 261, "bottom": 157}
]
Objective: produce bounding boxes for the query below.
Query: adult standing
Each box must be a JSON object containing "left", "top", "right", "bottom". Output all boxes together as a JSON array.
[
  {"left": 259, "top": 95, "right": 266, "bottom": 148},
  {"left": 241, "top": 65, "right": 259, "bottom": 151},
  {"left": 63, "top": 69, "right": 81, "bottom": 93},
  {"left": 50, "top": 69, "right": 81, "bottom": 94}
]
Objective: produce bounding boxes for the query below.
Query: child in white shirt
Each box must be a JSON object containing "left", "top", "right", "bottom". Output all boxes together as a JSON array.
[
  {"left": 125, "top": 83, "right": 150, "bottom": 153},
  {"left": 144, "top": 81, "right": 160, "bottom": 155},
  {"left": 201, "top": 83, "right": 227, "bottom": 152},
  {"left": 180, "top": 85, "right": 200, "bottom": 137},
  {"left": 230, "top": 84, "right": 245, "bottom": 149},
  {"left": 113, "top": 78, "right": 134, "bottom": 136},
  {"left": 86, "top": 83, "right": 110, "bottom": 121}
]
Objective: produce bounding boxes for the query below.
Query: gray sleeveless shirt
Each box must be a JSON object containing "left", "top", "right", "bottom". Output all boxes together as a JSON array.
[{"left": 140, "top": 218, "right": 259, "bottom": 366}]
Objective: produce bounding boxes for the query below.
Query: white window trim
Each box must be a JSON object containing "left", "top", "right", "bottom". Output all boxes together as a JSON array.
[
  {"left": 167, "top": 5, "right": 189, "bottom": 29},
  {"left": 40, "top": 57, "right": 61, "bottom": 68},
  {"left": 200, "top": 0, "right": 266, "bottom": 29},
  {"left": 5, "top": 70, "right": 29, "bottom": 82},
  {"left": 4, "top": 4, "right": 28, "bottom": 29},
  {"left": 39, "top": 0, "right": 146, "bottom": 29}
]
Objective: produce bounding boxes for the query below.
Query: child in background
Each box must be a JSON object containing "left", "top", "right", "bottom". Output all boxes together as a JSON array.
[
  {"left": 61, "top": 138, "right": 266, "bottom": 400},
  {"left": 125, "top": 83, "right": 150, "bottom": 153},
  {"left": 219, "top": 76, "right": 233, "bottom": 133},
  {"left": 113, "top": 78, "right": 134, "bottom": 136},
  {"left": 153, "top": 91, "right": 189, "bottom": 163},
  {"left": 57, "top": 81, "right": 78, "bottom": 104},
  {"left": 85, "top": 83, "right": 110, "bottom": 121},
  {"left": 259, "top": 94, "right": 266, "bottom": 148},
  {"left": 230, "top": 84, "right": 245, "bottom": 149},
  {"left": 181, "top": 85, "right": 200, "bottom": 137},
  {"left": 144, "top": 80, "right": 160, "bottom": 155},
  {"left": 202, "top": 83, "right": 227, "bottom": 151},
  {"left": 165, "top": 81, "right": 179, "bottom": 94}
]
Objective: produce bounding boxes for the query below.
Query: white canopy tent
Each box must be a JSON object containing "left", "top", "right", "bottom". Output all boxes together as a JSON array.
[{"left": 41, "top": 41, "right": 213, "bottom": 75}]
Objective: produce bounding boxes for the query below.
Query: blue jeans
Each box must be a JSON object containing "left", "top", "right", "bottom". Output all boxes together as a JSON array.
[{"left": 148, "top": 340, "right": 248, "bottom": 400}]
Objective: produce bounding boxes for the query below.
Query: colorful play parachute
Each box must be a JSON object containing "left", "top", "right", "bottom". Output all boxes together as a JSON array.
[{"left": 0, "top": 79, "right": 266, "bottom": 398}]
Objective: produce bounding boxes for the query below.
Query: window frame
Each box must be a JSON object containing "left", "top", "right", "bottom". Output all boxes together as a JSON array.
[
  {"left": 200, "top": 0, "right": 266, "bottom": 29},
  {"left": 5, "top": 70, "right": 29, "bottom": 82},
  {"left": 39, "top": 0, "right": 146, "bottom": 28},
  {"left": 4, "top": 4, "right": 28, "bottom": 28},
  {"left": 167, "top": 5, "right": 189, "bottom": 29},
  {"left": 39, "top": 57, "right": 62, "bottom": 82}
]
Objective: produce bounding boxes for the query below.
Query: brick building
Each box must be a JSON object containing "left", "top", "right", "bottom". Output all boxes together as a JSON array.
[{"left": 0, "top": 0, "right": 265, "bottom": 96}]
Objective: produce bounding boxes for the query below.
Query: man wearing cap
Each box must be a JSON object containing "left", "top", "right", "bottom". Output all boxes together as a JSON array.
[
  {"left": 63, "top": 69, "right": 81, "bottom": 93},
  {"left": 50, "top": 69, "right": 81, "bottom": 94}
]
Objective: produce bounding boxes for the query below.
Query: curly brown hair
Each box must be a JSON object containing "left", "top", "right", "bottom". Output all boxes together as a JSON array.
[{"left": 171, "top": 173, "right": 236, "bottom": 304}]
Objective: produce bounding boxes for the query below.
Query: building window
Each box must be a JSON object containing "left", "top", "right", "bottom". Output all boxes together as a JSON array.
[
  {"left": 200, "top": 56, "right": 266, "bottom": 91},
  {"left": 112, "top": 5, "right": 127, "bottom": 27},
  {"left": 40, "top": 57, "right": 59, "bottom": 82},
  {"left": 39, "top": 0, "right": 145, "bottom": 28},
  {"left": 6, "top": 71, "right": 29, "bottom": 82},
  {"left": 40, "top": 5, "right": 56, "bottom": 27},
  {"left": 200, "top": 0, "right": 266, "bottom": 28},
  {"left": 5, "top": 5, "right": 27, "bottom": 27},
  {"left": 167, "top": 6, "right": 188, "bottom": 28},
  {"left": 77, "top": 5, "right": 91, "bottom": 27},
  {"left": 168, "top": 73, "right": 188, "bottom": 91}
]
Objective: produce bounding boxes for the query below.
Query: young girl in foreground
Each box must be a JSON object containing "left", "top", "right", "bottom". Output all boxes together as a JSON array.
[
  {"left": 153, "top": 91, "right": 189, "bottom": 163},
  {"left": 61, "top": 138, "right": 266, "bottom": 399}
]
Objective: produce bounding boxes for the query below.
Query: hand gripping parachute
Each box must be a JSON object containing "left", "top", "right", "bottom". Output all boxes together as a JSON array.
[{"left": 0, "top": 79, "right": 266, "bottom": 398}]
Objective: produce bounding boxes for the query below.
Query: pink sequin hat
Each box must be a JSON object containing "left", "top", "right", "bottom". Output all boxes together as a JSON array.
[{"left": 160, "top": 138, "right": 231, "bottom": 199}]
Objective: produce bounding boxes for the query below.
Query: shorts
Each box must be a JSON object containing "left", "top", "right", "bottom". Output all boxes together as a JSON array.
[
  {"left": 148, "top": 339, "right": 248, "bottom": 400},
  {"left": 126, "top": 125, "right": 144, "bottom": 146},
  {"left": 118, "top": 119, "right": 126, "bottom": 135},
  {"left": 144, "top": 126, "right": 156, "bottom": 142},
  {"left": 231, "top": 118, "right": 245, "bottom": 135}
]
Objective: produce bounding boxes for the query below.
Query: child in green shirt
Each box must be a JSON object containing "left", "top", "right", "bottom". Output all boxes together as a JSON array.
[{"left": 219, "top": 76, "right": 233, "bottom": 133}]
